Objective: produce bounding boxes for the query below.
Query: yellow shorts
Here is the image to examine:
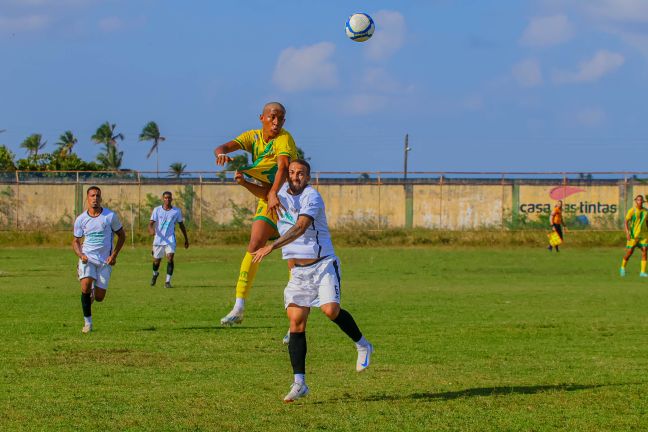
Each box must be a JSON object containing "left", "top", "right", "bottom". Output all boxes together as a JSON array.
[
  {"left": 627, "top": 238, "right": 648, "bottom": 249},
  {"left": 254, "top": 199, "right": 279, "bottom": 238}
]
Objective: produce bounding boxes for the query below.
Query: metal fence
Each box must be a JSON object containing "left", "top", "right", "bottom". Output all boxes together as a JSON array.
[{"left": 1, "top": 170, "right": 647, "bottom": 231}]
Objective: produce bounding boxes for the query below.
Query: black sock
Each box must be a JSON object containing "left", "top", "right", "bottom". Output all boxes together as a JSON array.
[
  {"left": 332, "top": 309, "right": 362, "bottom": 343},
  {"left": 288, "top": 332, "right": 306, "bottom": 374},
  {"left": 166, "top": 261, "right": 174, "bottom": 276},
  {"left": 81, "top": 292, "right": 92, "bottom": 317},
  {"left": 153, "top": 262, "right": 160, "bottom": 273}
]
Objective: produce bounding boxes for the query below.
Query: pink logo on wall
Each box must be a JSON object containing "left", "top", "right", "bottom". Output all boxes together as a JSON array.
[{"left": 549, "top": 186, "right": 585, "bottom": 200}]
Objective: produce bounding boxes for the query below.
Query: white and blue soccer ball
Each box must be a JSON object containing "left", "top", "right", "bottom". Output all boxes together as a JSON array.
[{"left": 345, "top": 13, "right": 375, "bottom": 42}]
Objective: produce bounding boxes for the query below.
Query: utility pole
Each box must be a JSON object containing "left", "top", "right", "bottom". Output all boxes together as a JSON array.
[
  {"left": 403, "top": 134, "right": 410, "bottom": 180},
  {"left": 403, "top": 134, "right": 413, "bottom": 228}
]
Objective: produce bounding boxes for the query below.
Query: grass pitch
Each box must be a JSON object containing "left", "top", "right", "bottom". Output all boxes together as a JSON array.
[{"left": 1, "top": 245, "right": 647, "bottom": 431}]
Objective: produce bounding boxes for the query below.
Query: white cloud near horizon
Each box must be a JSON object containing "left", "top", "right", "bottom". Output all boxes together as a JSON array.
[
  {"left": 0, "top": 14, "right": 48, "bottom": 32},
  {"left": 273, "top": 42, "right": 338, "bottom": 92},
  {"left": 512, "top": 58, "right": 543, "bottom": 87},
  {"left": 553, "top": 50, "right": 624, "bottom": 83},
  {"left": 520, "top": 14, "right": 573, "bottom": 47},
  {"left": 365, "top": 10, "right": 406, "bottom": 61}
]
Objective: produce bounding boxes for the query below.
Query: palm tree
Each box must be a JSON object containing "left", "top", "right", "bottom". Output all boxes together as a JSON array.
[
  {"left": 168, "top": 162, "right": 187, "bottom": 178},
  {"left": 20, "top": 133, "right": 46, "bottom": 157},
  {"left": 92, "top": 122, "right": 124, "bottom": 149},
  {"left": 139, "top": 121, "right": 165, "bottom": 177},
  {"left": 97, "top": 144, "right": 123, "bottom": 171},
  {"left": 56, "top": 130, "right": 78, "bottom": 157}
]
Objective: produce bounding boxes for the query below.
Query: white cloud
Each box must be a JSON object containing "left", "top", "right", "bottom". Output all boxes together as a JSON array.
[
  {"left": 365, "top": 10, "right": 406, "bottom": 61},
  {"left": 98, "top": 16, "right": 123, "bottom": 32},
  {"left": 273, "top": 42, "right": 338, "bottom": 92},
  {"left": 342, "top": 93, "right": 388, "bottom": 115},
  {"left": 512, "top": 58, "right": 543, "bottom": 87},
  {"left": 553, "top": 50, "right": 624, "bottom": 83},
  {"left": 362, "top": 67, "right": 413, "bottom": 94},
  {"left": 583, "top": 0, "right": 648, "bottom": 23},
  {"left": 576, "top": 107, "right": 605, "bottom": 126},
  {"left": 0, "top": 14, "right": 48, "bottom": 32},
  {"left": 519, "top": 14, "right": 574, "bottom": 47}
]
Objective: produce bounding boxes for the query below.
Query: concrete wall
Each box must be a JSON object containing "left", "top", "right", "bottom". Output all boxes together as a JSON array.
[{"left": 0, "top": 180, "right": 634, "bottom": 231}]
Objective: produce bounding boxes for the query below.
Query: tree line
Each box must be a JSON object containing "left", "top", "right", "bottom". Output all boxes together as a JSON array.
[{"left": 0, "top": 122, "right": 189, "bottom": 177}]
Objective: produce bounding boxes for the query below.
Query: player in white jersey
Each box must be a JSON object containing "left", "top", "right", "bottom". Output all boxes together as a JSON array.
[
  {"left": 148, "top": 191, "right": 189, "bottom": 288},
  {"left": 72, "top": 186, "right": 126, "bottom": 334},
  {"left": 252, "top": 160, "right": 374, "bottom": 403}
]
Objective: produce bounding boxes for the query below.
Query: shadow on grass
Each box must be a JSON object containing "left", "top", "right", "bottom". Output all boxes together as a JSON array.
[
  {"left": 358, "top": 383, "right": 636, "bottom": 403},
  {"left": 170, "top": 325, "right": 273, "bottom": 331}
]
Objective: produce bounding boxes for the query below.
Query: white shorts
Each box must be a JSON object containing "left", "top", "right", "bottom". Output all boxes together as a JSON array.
[
  {"left": 77, "top": 259, "right": 112, "bottom": 289},
  {"left": 152, "top": 244, "right": 176, "bottom": 259},
  {"left": 284, "top": 255, "right": 342, "bottom": 309}
]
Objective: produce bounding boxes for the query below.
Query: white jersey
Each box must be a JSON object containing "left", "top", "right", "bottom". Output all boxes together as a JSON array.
[
  {"left": 277, "top": 183, "right": 335, "bottom": 260},
  {"left": 73, "top": 208, "right": 123, "bottom": 263},
  {"left": 150, "top": 206, "right": 184, "bottom": 246}
]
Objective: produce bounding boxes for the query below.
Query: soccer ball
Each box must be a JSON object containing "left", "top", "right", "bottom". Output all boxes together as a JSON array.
[{"left": 345, "top": 13, "right": 375, "bottom": 42}]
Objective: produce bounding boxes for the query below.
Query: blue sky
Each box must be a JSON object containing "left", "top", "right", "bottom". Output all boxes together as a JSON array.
[{"left": 1, "top": 0, "right": 647, "bottom": 174}]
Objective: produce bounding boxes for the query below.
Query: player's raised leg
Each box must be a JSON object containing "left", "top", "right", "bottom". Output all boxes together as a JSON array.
[
  {"left": 321, "top": 302, "right": 373, "bottom": 372},
  {"left": 220, "top": 218, "right": 276, "bottom": 325},
  {"left": 284, "top": 304, "right": 310, "bottom": 403}
]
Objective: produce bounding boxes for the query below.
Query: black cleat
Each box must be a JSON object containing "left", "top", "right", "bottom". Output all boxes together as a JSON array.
[
  {"left": 165, "top": 282, "right": 172, "bottom": 288},
  {"left": 151, "top": 273, "right": 158, "bottom": 286}
]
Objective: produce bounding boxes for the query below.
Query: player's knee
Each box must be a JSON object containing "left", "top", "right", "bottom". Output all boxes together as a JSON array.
[
  {"left": 321, "top": 303, "right": 340, "bottom": 320},
  {"left": 95, "top": 291, "right": 106, "bottom": 302}
]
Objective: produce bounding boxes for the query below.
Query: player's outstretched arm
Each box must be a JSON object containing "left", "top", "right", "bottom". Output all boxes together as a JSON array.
[
  {"left": 179, "top": 222, "right": 189, "bottom": 249},
  {"left": 107, "top": 228, "right": 126, "bottom": 266},
  {"left": 251, "top": 215, "right": 311, "bottom": 263},
  {"left": 234, "top": 171, "right": 271, "bottom": 200},
  {"left": 213, "top": 141, "right": 240, "bottom": 166}
]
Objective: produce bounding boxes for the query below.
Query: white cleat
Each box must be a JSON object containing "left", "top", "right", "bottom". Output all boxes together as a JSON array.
[
  {"left": 220, "top": 310, "right": 244, "bottom": 326},
  {"left": 81, "top": 323, "right": 93, "bottom": 334},
  {"left": 283, "top": 382, "right": 309, "bottom": 403},
  {"left": 282, "top": 329, "right": 290, "bottom": 345},
  {"left": 356, "top": 343, "right": 374, "bottom": 372}
]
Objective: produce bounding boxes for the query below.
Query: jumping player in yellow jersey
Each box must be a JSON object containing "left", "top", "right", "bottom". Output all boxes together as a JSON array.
[
  {"left": 620, "top": 195, "right": 648, "bottom": 277},
  {"left": 214, "top": 102, "right": 298, "bottom": 325}
]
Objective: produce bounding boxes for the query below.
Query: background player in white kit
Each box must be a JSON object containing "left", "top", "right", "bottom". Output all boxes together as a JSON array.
[
  {"left": 72, "top": 186, "right": 126, "bottom": 334},
  {"left": 148, "top": 191, "right": 189, "bottom": 288},
  {"left": 252, "top": 159, "right": 374, "bottom": 403}
]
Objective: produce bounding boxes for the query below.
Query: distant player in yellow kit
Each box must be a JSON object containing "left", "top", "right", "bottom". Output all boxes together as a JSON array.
[
  {"left": 620, "top": 195, "right": 648, "bottom": 277},
  {"left": 213, "top": 102, "right": 298, "bottom": 325},
  {"left": 548, "top": 200, "right": 566, "bottom": 252}
]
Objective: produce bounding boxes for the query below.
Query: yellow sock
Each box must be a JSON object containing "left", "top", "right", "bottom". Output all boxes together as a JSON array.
[
  {"left": 235, "top": 252, "right": 260, "bottom": 300},
  {"left": 642, "top": 260, "right": 646, "bottom": 273},
  {"left": 622, "top": 259, "right": 628, "bottom": 269}
]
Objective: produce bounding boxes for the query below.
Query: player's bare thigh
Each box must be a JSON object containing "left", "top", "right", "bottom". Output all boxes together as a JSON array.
[{"left": 246, "top": 219, "right": 277, "bottom": 252}]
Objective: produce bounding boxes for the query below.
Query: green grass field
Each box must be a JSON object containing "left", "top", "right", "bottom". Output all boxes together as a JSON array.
[{"left": 1, "top": 245, "right": 647, "bottom": 431}]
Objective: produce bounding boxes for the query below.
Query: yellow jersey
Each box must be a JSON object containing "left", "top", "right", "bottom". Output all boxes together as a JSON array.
[
  {"left": 233, "top": 129, "right": 298, "bottom": 185},
  {"left": 625, "top": 206, "right": 648, "bottom": 239}
]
